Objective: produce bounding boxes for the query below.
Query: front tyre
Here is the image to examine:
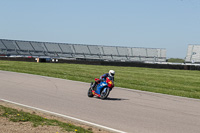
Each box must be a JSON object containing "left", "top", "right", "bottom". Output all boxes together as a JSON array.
[
  {"left": 100, "top": 88, "right": 110, "bottom": 99},
  {"left": 88, "top": 87, "right": 94, "bottom": 97}
]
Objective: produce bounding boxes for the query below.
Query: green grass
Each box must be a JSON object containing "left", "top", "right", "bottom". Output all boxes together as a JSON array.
[
  {"left": 0, "top": 60, "right": 200, "bottom": 99},
  {"left": 0, "top": 105, "right": 92, "bottom": 133}
]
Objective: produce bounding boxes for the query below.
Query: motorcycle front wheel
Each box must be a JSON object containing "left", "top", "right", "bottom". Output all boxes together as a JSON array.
[{"left": 100, "top": 88, "right": 110, "bottom": 99}]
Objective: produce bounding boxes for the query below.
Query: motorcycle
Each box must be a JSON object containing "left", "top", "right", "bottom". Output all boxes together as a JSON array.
[{"left": 88, "top": 77, "right": 114, "bottom": 99}]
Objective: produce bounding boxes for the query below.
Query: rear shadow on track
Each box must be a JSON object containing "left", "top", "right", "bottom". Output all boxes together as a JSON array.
[{"left": 104, "top": 97, "right": 129, "bottom": 101}]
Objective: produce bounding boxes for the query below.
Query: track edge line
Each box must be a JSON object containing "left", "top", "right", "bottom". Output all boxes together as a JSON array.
[{"left": 0, "top": 98, "right": 127, "bottom": 133}]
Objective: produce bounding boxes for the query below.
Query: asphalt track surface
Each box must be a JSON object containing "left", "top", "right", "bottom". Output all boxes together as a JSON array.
[{"left": 1, "top": 70, "right": 200, "bottom": 133}]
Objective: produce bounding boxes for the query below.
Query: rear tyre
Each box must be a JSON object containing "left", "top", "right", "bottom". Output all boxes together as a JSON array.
[
  {"left": 100, "top": 88, "right": 110, "bottom": 99},
  {"left": 88, "top": 87, "right": 94, "bottom": 97}
]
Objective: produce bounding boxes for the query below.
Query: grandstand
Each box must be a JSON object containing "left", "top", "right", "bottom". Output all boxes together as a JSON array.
[
  {"left": 185, "top": 44, "right": 200, "bottom": 63},
  {"left": 0, "top": 39, "right": 166, "bottom": 62}
]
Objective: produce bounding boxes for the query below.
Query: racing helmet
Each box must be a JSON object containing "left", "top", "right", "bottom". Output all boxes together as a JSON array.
[{"left": 109, "top": 70, "right": 115, "bottom": 77}]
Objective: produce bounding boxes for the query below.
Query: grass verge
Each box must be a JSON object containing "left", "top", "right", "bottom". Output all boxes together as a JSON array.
[
  {"left": 0, "top": 60, "right": 200, "bottom": 99},
  {"left": 0, "top": 104, "right": 92, "bottom": 133}
]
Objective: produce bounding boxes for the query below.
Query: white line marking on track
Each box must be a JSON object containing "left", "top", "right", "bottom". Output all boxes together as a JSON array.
[{"left": 0, "top": 98, "right": 127, "bottom": 133}]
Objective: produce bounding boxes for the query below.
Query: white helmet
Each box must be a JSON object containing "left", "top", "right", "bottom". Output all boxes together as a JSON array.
[{"left": 109, "top": 70, "right": 115, "bottom": 77}]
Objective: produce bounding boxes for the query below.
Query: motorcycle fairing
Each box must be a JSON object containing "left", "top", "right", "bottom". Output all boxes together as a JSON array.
[{"left": 95, "top": 81, "right": 108, "bottom": 95}]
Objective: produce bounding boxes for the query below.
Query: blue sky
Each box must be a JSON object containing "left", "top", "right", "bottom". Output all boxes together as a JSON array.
[{"left": 0, "top": 0, "right": 200, "bottom": 58}]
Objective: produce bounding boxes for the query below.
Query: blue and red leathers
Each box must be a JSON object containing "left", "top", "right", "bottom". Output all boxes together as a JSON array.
[{"left": 100, "top": 73, "right": 114, "bottom": 81}]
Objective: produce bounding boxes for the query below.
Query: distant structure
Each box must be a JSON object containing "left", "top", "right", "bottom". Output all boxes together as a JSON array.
[
  {"left": 0, "top": 39, "right": 166, "bottom": 62},
  {"left": 185, "top": 44, "right": 200, "bottom": 63}
]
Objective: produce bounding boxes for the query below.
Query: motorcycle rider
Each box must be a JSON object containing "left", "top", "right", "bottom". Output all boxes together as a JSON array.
[
  {"left": 100, "top": 70, "right": 115, "bottom": 81},
  {"left": 91, "top": 70, "right": 115, "bottom": 89}
]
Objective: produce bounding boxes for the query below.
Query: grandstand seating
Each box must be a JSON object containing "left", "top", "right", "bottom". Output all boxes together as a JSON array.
[
  {"left": 117, "top": 47, "right": 130, "bottom": 56},
  {"left": 102, "top": 46, "right": 118, "bottom": 55},
  {"left": 185, "top": 45, "right": 200, "bottom": 63},
  {"left": 1, "top": 40, "right": 19, "bottom": 50},
  {"left": 73, "top": 44, "right": 90, "bottom": 54},
  {"left": 147, "top": 49, "right": 157, "bottom": 57},
  {"left": 132, "top": 48, "right": 147, "bottom": 56},
  {"left": 16, "top": 41, "right": 34, "bottom": 51},
  {"left": 59, "top": 44, "right": 74, "bottom": 53},
  {"left": 0, "top": 40, "right": 6, "bottom": 49},
  {"left": 88, "top": 45, "right": 101, "bottom": 55},
  {"left": 45, "top": 42, "right": 62, "bottom": 52},
  {"left": 30, "top": 51, "right": 45, "bottom": 56},
  {"left": 101, "top": 55, "right": 113, "bottom": 60},
  {"left": 158, "top": 49, "right": 166, "bottom": 62},
  {"left": 0, "top": 39, "right": 166, "bottom": 62},
  {"left": 30, "top": 42, "right": 45, "bottom": 51}
]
